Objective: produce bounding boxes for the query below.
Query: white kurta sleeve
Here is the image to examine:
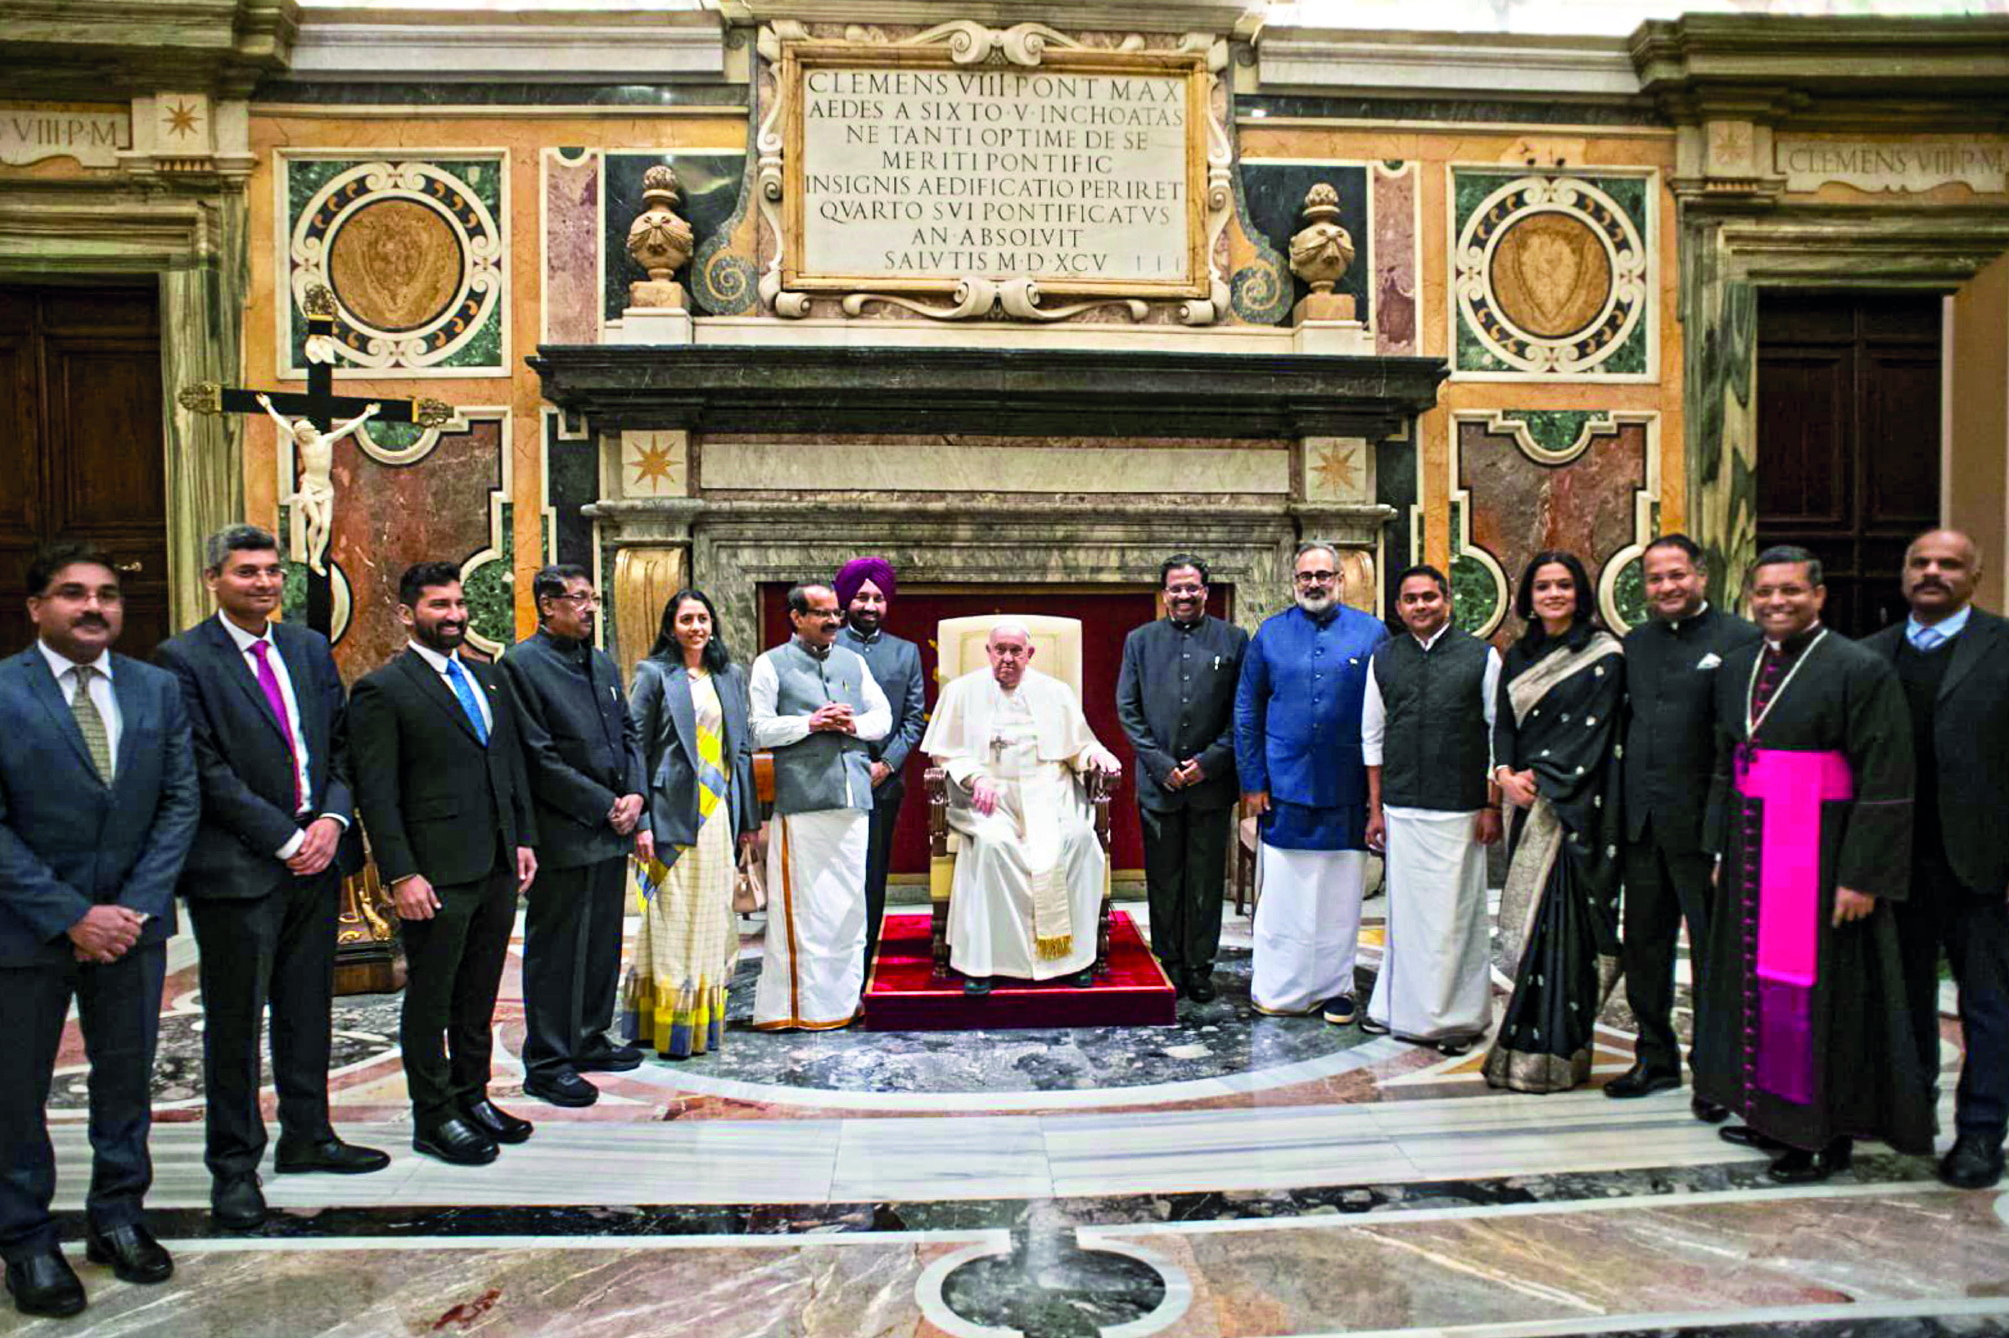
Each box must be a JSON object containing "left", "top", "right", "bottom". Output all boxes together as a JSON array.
[
  {"left": 1361, "top": 668, "right": 1387, "bottom": 766},
  {"left": 747, "top": 653, "right": 811, "bottom": 750},
  {"left": 852, "top": 660, "right": 892, "bottom": 743},
  {"left": 1481, "top": 646, "right": 1503, "bottom": 775}
]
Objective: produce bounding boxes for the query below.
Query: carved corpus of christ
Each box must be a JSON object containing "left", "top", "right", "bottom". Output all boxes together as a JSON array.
[{"left": 258, "top": 393, "right": 381, "bottom": 576}]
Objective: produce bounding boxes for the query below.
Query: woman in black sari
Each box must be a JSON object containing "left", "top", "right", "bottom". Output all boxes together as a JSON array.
[{"left": 1483, "top": 551, "right": 1626, "bottom": 1093}]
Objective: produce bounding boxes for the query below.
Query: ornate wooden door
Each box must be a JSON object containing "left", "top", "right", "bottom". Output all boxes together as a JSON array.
[
  {"left": 1755, "top": 291, "right": 1943, "bottom": 637},
  {"left": 0, "top": 285, "right": 170, "bottom": 654}
]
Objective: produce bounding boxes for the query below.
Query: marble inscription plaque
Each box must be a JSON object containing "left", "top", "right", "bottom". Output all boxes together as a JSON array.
[
  {"left": 0, "top": 106, "right": 128, "bottom": 167},
  {"left": 790, "top": 61, "right": 1200, "bottom": 293},
  {"left": 1778, "top": 136, "right": 2008, "bottom": 194}
]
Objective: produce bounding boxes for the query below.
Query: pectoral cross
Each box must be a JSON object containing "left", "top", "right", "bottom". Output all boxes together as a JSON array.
[{"left": 177, "top": 284, "right": 452, "bottom": 639}]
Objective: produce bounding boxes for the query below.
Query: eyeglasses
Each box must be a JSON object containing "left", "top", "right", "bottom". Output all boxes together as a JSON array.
[
  {"left": 1294, "top": 571, "right": 1338, "bottom": 585},
  {"left": 552, "top": 591, "right": 600, "bottom": 608}
]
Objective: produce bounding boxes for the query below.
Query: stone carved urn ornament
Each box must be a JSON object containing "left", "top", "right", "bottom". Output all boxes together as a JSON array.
[
  {"left": 626, "top": 164, "right": 695, "bottom": 309},
  {"left": 1288, "top": 182, "right": 1357, "bottom": 322}
]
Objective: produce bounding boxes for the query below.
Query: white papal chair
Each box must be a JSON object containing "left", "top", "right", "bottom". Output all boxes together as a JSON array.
[{"left": 922, "top": 614, "right": 1114, "bottom": 979}]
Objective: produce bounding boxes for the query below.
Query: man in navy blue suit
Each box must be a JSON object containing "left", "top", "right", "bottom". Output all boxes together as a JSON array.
[
  {"left": 0, "top": 542, "right": 199, "bottom": 1318},
  {"left": 155, "top": 525, "right": 390, "bottom": 1233}
]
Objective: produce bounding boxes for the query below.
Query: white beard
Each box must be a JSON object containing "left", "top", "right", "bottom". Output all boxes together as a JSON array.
[{"left": 1295, "top": 590, "right": 1336, "bottom": 615}]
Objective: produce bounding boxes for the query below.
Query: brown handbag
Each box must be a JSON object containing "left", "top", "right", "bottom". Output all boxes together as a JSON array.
[{"left": 733, "top": 840, "right": 766, "bottom": 914}]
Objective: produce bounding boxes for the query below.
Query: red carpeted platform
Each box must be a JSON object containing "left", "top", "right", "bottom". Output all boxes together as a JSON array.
[{"left": 863, "top": 911, "right": 1176, "bottom": 1031}]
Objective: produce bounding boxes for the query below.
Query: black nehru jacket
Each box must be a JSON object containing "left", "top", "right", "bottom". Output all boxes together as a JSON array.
[
  {"left": 1370, "top": 627, "right": 1491, "bottom": 812},
  {"left": 1118, "top": 614, "right": 1247, "bottom": 812},
  {"left": 1621, "top": 604, "right": 1760, "bottom": 850}
]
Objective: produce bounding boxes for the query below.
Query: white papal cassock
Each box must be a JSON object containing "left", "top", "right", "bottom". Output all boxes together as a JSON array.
[{"left": 923, "top": 667, "right": 1111, "bottom": 981}]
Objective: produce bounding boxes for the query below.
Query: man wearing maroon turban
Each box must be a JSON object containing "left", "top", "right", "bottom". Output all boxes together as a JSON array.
[{"left": 834, "top": 558, "right": 927, "bottom": 983}]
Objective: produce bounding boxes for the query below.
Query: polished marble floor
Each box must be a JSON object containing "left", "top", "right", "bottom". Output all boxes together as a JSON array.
[{"left": 26, "top": 894, "right": 2001, "bottom": 1338}]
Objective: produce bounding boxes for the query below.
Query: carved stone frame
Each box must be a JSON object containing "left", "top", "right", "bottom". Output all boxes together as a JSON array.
[{"left": 0, "top": 179, "right": 248, "bottom": 632}]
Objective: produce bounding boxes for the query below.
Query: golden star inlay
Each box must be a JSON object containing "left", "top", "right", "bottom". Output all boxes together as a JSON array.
[
  {"left": 630, "top": 440, "right": 679, "bottom": 491},
  {"left": 1312, "top": 444, "right": 1360, "bottom": 495},
  {"left": 164, "top": 100, "right": 202, "bottom": 139}
]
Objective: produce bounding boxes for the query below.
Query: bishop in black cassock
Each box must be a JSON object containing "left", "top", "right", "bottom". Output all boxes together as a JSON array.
[{"left": 1697, "top": 548, "right": 1934, "bottom": 1183}]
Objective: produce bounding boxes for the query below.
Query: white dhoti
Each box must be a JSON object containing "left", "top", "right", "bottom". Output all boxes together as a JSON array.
[
  {"left": 1251, "top": 844, "right": 1367, "bottom": 1014},
  {"left": 753, "top": 807, "right": 867, "bottom": 1030},
  {"left": 1366, "top": 808, "right": 1492, "bottom": 1042}
]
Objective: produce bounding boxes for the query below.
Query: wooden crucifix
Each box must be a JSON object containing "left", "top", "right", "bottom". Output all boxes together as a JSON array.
[
  {"left": 177, "top": 284, "right": 452, "bottom": 638},
  {"left": 178, "top": 284, "right": 452, "bottom": 994}
]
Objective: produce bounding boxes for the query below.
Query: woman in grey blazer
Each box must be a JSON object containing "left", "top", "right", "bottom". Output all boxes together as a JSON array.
[{"left": 624, "top": 589, "right": 760, "bottom": 1058}]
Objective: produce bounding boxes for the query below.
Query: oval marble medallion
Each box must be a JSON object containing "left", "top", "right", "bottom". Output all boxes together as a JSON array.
[
  {"left": 327, "top": 198, "right": 463, "bottom": 334},
  {"left": 1487, "top": 211, "right": 1612, "bottom": 339}
]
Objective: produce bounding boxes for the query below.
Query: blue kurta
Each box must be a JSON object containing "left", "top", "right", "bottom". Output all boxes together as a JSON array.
[{"left": 1234, "top": 604, "right": 1387, "bottom": 851}]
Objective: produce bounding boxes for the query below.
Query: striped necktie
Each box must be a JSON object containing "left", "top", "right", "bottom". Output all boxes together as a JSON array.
[{"left": 70, "top": 664, "right": 113, "bottom": 783}]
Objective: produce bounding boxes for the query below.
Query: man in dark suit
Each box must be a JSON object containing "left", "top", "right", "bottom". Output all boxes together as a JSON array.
[
  {"left": 154, "top": 525, "right": 389, "bottom": 1231},
  {"left": 0, "top": 542, "right": 198, "bottom": 1318},
  {"left": 351, "top": 562, "right": 539, "bottom": 1166},
  {"left": 1118, "top": 553, "right": 1247, "bottom": 1002},
  {"left": 499, "top": 565, "right": 646, "bottom": 1108},
  {"left": 1607, "top": 534, "right": 1759, "bottom": 1118},
  {"left": 833, "top": 557, "right": 927, "bottom": 981},
  {"left": 1866, "top": 528, "right": 2009, "bottom": 1189}
]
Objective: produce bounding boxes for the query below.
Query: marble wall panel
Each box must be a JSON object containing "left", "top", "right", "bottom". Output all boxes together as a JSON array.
[
  {"left": 703, "top": 439, "right": 1290, "bottom": 496},
  {"left": 542, "top": 148, "right": 602, "bottom": 344},
  {"left": 1372, "top": 161, "right": 1420, "bottom": 355},
  {"left": 282, "top": 412, "right": 513, "bottom": 678},
  {"left": 1450, "top": 412, "right": 1656, "bottom": 642}
]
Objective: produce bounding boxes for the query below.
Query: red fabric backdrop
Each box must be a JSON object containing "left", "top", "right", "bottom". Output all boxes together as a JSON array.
[{"left": 757, "top": 586, "right": 1230, "bottom": 876}]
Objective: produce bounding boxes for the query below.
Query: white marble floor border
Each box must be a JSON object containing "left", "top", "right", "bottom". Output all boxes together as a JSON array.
[{"left": 1304, "top": 1297, "right": 2009, "bottom": 1338}]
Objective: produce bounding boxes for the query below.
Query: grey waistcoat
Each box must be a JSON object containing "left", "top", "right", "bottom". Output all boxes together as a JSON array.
[{"left": 767, "top": 639, "right": 875, "bottom": 817}]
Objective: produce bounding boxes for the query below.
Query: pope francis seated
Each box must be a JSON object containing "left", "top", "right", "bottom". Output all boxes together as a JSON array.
[{"left": 921, "top": 621, "right": 1121, "bottom": 995}]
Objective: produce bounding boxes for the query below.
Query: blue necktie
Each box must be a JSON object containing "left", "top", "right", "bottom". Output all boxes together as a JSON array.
[
  {"left": 1911, "top": 625, "right": 1946, "bottom": 652},
  {"left": 444, "top": 657, "right": 490, "bottom": 746}
]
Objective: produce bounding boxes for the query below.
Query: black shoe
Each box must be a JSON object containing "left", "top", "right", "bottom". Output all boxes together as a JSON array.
[
  {"left": 1162, "top": 966, "right": 1186, "bottom": 999},
  {"left": 1358, "top": 1016, "right": 1392, "bottom": 1036},
  {"left": 577, "top": 1042, "right": 644, "bottom": 1073},
  {"left": 461, "top": 1098, "right": 534, "bottom": 1145},
  {"left": 523, "top": 1071, "right": 599, "bottom": 1108},
  {"left": 1185, "top": 972, "right": 1218, "bottom": 1004},
  {"left": 963, "top": 975, "right": 992, "bottom": 996},
  {"left": 1691, "top": 1095, "right": 1729, "bottom": 1124},
  {"left": 1321, "top": 995, "right": 1358, "bottom": 1026},
  {"left": 5, "top": 1249, "right": 85, "bottom": 1318},
  {"left": 413, "top": 1117, "right": 500, "bottom": 1166},
  {"left": 84, "top": 1223, "right": 173, "bottom": 1285},
  {"left": 210, "top": 1174, "right": 268, "bottom": 1231},
  {"left": 1073, "top": 967, "right": 1098, "bottom": 987},
  {"left": 1768, "top": 1138, "right": 1852, "bottom": 1185},
  {"left": 275, "top": 1136, "right": 392, "bottom": 1175},
  {"left": 1719, "top": 1124, "right": 1788, "bottom": 1153},
  {"left": 1939, "top": 1133, "right": 2006, "bottom": 1190},
  {"left": 1603, "top": 1065, "right": 1681, "bottom": 1099}
]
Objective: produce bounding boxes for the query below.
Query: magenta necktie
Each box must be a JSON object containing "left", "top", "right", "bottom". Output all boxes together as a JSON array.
[{"left": 250, "top": 640, "right": 304, "bottom": 811}]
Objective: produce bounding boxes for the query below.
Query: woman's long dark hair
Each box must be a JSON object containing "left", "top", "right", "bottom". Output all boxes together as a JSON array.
[
  {"left": 649, "top": 588, "right": 732, "bottom": 674},
  {"left": 1513, "top": 549, "right": 1599, "bottom": 640}
]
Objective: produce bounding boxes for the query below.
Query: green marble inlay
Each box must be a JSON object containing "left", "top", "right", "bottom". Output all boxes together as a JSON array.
[
  {"left": 1604, "top": 327, "right": 1648, "bottom": 376},
  {"left": 430, "top": 159, "right": 504, "bottom": 214},
  {"left": 286, "top": 158, "right": 350, "bottom": 221},
  {"left": 439, "top": 304, "right": 503, "bottom": 369},
  {"left": 1600, "top": 175, "right": 1648, "bottom": 231},
  {"left": 1456, "top": 320, "right": 1511, "bottom": 374},
  {"left": 361, "top": 420, "right": 427, "bottom": 455},
  {"left": 1453, "top": 170, "right": 1521, "bottom": 228},
  {"left": 1611, "top": 555, "right": 1646, "bottom": 630},
  {"left": 278, "top": 503, "right": 305, "bottom": 623},
  {"left": 1515, "top": 411, "right": 1612, "bottom": 457},
  {"left": 1451, "top": 555, "right": 1500, "bottom": 634},
  {"left": 463, "top": 507, "right": 517, "bottom": 647}
]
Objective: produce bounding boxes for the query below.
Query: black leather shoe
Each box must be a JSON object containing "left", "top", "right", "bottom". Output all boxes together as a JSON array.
[
  {"left": 413, "top": 1118, "right": 499, "bottom": 1166},
  {"left": 1768, "top": 1138, "right": 1852, "bottom": 1185},
  {"left": 1603, "top": 1065, "right": 1681, "bottom": 1099},
  {"left": 1185, "top": 972, "right": 1218, "bottom": 1004},
  {"left": 1939, "top": 1133, "right": 2006, "bottom": 1190},
  {"left": 84, "top": 1223, "right": 173, "bottom": 1285},
  {"left": 1719, "top": 1124, "right": 1787, "bottom": 1153},
  {"left": 963, "top": 975, "right": 992, "bottom": 996},
  {"left": 576, "top": 1042, "right": 643, "bottom": 1073},
  {"left": 211, "top": 1174, "right": 268, "bottom": 1231},
  {"left": 5, "top": 1250, "right": 85, "bottom": 1318},
  {"left": 1073, "top": 967, "right": 1098, "bottom": 987},
  {"left": 1691, "top": 1096, "right": 1729, "bottom": 1124},
  {"left": 275, "top": 1136, "right": 392, "bottom": 1175},
  {"left": 461, "top": 1098, "right": 534, "bottom": 1145},
  {"left": 524, "top": 1071, "right": 599, "bottom": 1108}
]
